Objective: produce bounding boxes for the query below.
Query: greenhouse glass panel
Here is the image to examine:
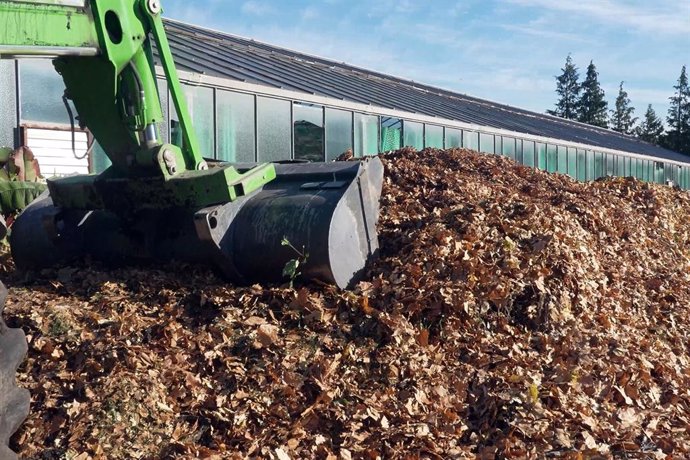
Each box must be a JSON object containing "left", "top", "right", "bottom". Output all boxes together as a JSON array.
[
  {"left": 0, "top": 60, "right": 15, "bottom": 148},
  {"left": 325, "top": 108, "right": 352, "bottom": 161},
  {"left": 171, "top": 85, "right": 214, "bottom": 156},
  {"left": 654, "top": 162, "right": 664, "bottom": 183},
  {"left": 156, "top": 79, "right": 169, "bottom": 143},
  {"left": 91, "top": 141, "right": 112, "bottom": 174},
  {"left": 594, "top": 152, "right": 604, "bottom": 178},
  {"left": 257, "top": 97, "right": 291, "bottom": 162},
  {"left": 20, "top": 60, "right": 69, "bottom": 124},
  {"left": 479, "top": 133, "right": 495, "bottom": 154},
  {"left": 354, "top": 113, "right": 378, "bottom": 156},
  {"left": 536, "top": 143, "right": 546, "bottom": 170},
  {"left": 635, "top": 158, "right": 644, "bottom": 179},
  {"left": 425, "top": 124, "right": 444, "bottom": 148},
  {"left": 616, "top": 155, "right": 626, "bottom": 177},
  {"left": 557, "top": 146, "right": 568, "bottom": 173},
  {"left": 522, "top": 140, "right": 535, "bottom": 167},
  {"left": 403, "top": 120, "right": 423, "bottom": 149},
  {"left": 586, "top": 150, "right": 594, "bottom": 180},
  {"left": 664, "top": 163, "right": 673, "bottom": 184},
  {"left": 494, "top": 135, "right": 502, "bottom": 154},
  {"left": 445, "top": 128, "right": 462, "bottom": 148},
  {"left": 217, "top": 90, "right": 255, "bottom": 162},
  {"left": 567, "top": 147, "right": 577, "bottom": 178},
  {"left": 515, "top": 139, "right": 524, "bottom": 164},
  {"left": 606, "top": 153, "right": 615, "bottom": 176},
  {"left": 625, "top": 157, "right": 633, "bottom": 177},
  {"left": 293, "top": 103, "right": 324, "bottom": 162},
  {"left": 576, "top": 149, "right": 586, "bottom": 180},
  {"left": 643, "top": 160, "right": 651, "bottom": 181},
  {"left": 546, "top": 145, "right": 558, "bottom": 172},
  {"left": 380, "top": 117, "right": 402, "bottom": 151},
  {"left": 463, "top": 130, "right": 479, "bottom": 150},
  {"left": 502, "top": 136, "right": 516, "bottom": 160}
]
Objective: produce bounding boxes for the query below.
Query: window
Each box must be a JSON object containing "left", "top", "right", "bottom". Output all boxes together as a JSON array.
[
  {"left": 380, "top": 117, "right": 401, "bottom": 151},
  {"left": 445, "top": 128, "right": 462, "bottom": 148},
  {"left": 585, "top": 150, "right": 594, "bottom": 180},
  {"left": 156, "top": 79, "right": 169, "bottom": 143},
  {"left": 616, "top": 155, "right": 626, "bottom": 177},
  {"left": 171, "top": 85, "right": 214, "bottom": 157},
  {"left": 567, "top": 147, "right": 577, "bottom": 177},
  {"left": 216, "top": 90, "right": 255, "bottom": 162},
  {"left": 479, "top": 133, "right": 495, "bottom": 154},
  {"left": 664, "top": 163, "right": 674, "bottom": 184},
  {"left": 91, "top": 141, "right": 112, "bottom": 174},
  {"left": 635, "top": 158, "right": 644, "bottom": 179},
  {"left": 576, "top": 149, "right": 586, "bottom": 180},
  {"left": 403, "top": 120, "right": 423, "bottom": 149},
  {"left": 325, "top": 108, "right": 353, "bottom": 161},
  {"left": 257, "top": 97, "right": 291, "bottom": 162},
  {"left": 536, "top": 143, "right": 546, "bottom": 170},
  {"left": 605, "top": 153, "right": 615, "bottom": 176},
  {"left": 654, "top": 162, "right": 664, "bottom": 183},
  {"left": 594, "top": 152, "right": 604, "bottom": 178},
  {"left": 546, "top": 144, "right": 558, "bottom": 173},
  {"left": 20, "top": 60, "right": 70, "bottom": 124},
  {"left": 643, "top": 160, "right": 651, "bottom": 181},
  {"left": 354, "top": 113, "right": 378, "bottom": 156},
  {"left": 425, "top": 124, "right": 444, "bottom": 148},
  {"left": 515, "top": 139, "right": 524, "bottom": 164},
  {"left": 557, "top": 146, "right": 568, "bottom": 174},
  {"left": 293, "top": 103, "right": 324, "bottom": 162},
  {"left": 522, "top": 140, "right": 535, "bottom": 167},
  {"left": 502, "top": 136, "right": 516, "bottom": 160},
  {"left": 494, "top": 135, "right": 502, "bottom": 154},
  {"left": 463, "top": 130, "right": 479, "bottom": 150},
  {"left": 0, "top": 60, "right": 15, "bottom": 148}
]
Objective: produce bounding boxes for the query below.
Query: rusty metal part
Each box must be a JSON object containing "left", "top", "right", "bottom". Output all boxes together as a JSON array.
[{"left": 0, "top": 282, "right": 30, "bottom": 460}]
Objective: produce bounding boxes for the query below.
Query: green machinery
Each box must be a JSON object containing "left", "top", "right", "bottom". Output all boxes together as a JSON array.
[{"left": 0, "top": 0, "right": 384, "bottom": 288}]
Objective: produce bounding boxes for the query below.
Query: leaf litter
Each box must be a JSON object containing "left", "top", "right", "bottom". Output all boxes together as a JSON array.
[{"left": 3, "top": 147, "right": 690, "bottom": 459}]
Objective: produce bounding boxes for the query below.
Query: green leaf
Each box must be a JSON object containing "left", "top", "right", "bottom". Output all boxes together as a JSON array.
[{"left": 282, "top": 259, "right": 300, "bottom": 279}]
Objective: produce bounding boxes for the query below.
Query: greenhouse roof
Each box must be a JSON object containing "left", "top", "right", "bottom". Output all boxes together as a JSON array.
[{"left": 159, "top": 19, "right": 688, "bottom": 164}]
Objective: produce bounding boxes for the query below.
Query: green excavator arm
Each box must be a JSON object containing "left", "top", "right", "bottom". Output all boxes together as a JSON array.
[
  {"left": 0, "top": 0, "right": 276, "bottom": 209},
  {"left": 1, "top": 0, "right": 384, "bottom": 290}
]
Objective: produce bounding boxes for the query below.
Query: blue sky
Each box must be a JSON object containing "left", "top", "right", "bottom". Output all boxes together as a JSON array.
[{"left": 163, "top": 0, "right": 689, "bottom": 124}]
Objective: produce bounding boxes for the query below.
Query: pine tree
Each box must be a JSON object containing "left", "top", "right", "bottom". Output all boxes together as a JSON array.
[
  {"left": 664, "top": 65, "right": 690, "bottom": 154},
  {"left": 578, "top": 61, "right": 608, "bottom": 128},
  {"left": 635, "top": 104, "right": 665, "bottom": 145},
  {"left": 609, "top": 81, "right": 637, "bottom": 134},
  {"left": 547, "top": 55, "right": 580, "bottom": 120}
]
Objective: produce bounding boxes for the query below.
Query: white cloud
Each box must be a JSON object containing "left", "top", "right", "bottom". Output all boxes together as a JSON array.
[
  {"left": 241, "top": 1, "right": 276, "bottom": 16},
  {"left": 504, "top": 0, "right": 690, "bottom": 35},
  {"left": 300, "top": 6, "right": 319, "bottom": 21}
]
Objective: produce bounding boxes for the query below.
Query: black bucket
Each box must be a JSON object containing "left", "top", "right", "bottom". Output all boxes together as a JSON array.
[{"left": 10, "top": 158, "right": 384, "bottom": 289}]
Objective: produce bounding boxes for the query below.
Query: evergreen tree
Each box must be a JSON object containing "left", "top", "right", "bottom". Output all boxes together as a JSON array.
[
  {"left": 609, "top": 81, "right": 637, "bottom": 134},
  {"left": 547, "top": 55, "right": 580, "bottom": 119},
  {"left": 664, "top": 65, "right": 690, "bottom": 154},
  {"left": 578, "top": 61, "right": 608, "bottom": 128},
  {"left": 635, "top": 104, "right": 665, "bottom": 145}
]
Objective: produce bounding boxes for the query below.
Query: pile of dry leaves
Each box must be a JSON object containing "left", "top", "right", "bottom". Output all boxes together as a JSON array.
[{"left": 3, "top": 147, "right": 690, "bottom": 459}]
